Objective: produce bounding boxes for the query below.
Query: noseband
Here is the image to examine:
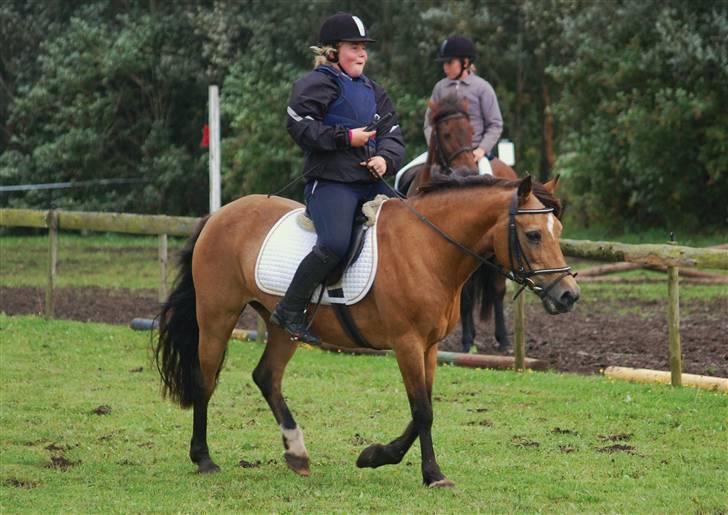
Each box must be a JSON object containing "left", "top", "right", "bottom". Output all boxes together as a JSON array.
[
  {"left": 432, "top": 112, "right": 473, "bottom": 172},
  {"left": 505, "top": 193, "right": 576, "bottom": 299}
]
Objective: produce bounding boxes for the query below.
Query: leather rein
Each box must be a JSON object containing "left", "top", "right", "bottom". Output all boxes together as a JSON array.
[{"left": 390, "top": 184, "right": 575, "bottom": 300}]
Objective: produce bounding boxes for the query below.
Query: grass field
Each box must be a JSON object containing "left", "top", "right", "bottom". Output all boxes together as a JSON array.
[{"left": 1, "top": 315, "right": 726, "bottom": 513}]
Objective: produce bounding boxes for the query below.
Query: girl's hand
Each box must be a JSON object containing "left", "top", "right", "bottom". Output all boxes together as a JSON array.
[
  {"left": 360, "top": 156, "right": 387, "bottom": 177},
  {"left": 349, "top": 127, "right": 376, "bottom": 147},
  {"left": 473, "top": 147, "right": 486, "bottom": 161}
]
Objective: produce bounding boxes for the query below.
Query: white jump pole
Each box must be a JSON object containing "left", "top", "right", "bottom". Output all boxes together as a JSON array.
[{"left": 209, "top": 85, "right": 221, "bottom": 213}]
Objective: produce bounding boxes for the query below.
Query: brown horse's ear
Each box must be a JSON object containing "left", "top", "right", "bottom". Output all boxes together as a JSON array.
[
  {"left": 517, "top": 175, "right": 532, "bottom": 203},
  {"left": 543, "top": 174, "right": 560, "bottom": 194}
]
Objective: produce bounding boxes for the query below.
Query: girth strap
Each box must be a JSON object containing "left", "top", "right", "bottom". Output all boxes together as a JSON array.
[{"left": 332, "top": 304, "right": 376, "bottom": 349}]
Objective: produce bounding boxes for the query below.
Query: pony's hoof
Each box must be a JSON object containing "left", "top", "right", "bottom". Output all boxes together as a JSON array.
[
  {"left": 356, "top": 444, "right": 381, "bottom": 468},
  {"left": 428, "top": 478, "right": 455, "bottom": 488},
  {"left": 196, "top": 459, "right": 221, "bottom": 474},
  {"left": 284, "top": 451, "right": 310, "bottom": 476}
]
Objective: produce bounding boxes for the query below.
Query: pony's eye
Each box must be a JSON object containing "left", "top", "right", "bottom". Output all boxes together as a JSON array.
[{"left": 526, "top": 230, "right": 541, "bottom": 242}]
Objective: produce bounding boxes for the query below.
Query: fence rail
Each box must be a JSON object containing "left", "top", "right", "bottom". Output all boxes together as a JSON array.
[{"left": 2, "top": 207, "right": 726, "bottom": 385}]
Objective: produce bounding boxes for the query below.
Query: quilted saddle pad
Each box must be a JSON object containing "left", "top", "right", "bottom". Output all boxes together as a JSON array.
[{"left": 255, "top": 207, "right": 380, "bottom": 305}]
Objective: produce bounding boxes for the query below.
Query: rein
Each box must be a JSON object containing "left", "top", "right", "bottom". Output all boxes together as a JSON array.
[
  {"left": 376, "top": 175, "right": 574, "bottom": 300},
  {"left": 431, "top": 112, "right": 473, "bottom": 173}
]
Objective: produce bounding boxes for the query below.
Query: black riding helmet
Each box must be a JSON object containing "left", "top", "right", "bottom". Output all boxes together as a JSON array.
[
  {"left": 319, "top": 12, "right": 376, "bottom": 45},
  {"left": 436, "top": 35, "right": 477, "bottom": 61}
]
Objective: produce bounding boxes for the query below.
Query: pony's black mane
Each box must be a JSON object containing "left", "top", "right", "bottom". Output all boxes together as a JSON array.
[
  {"left": 430, "top": 94, "right": 468, "bottom": 124},
  {"left": 418, "top": 172, "right": 562, "bottom": 218}
]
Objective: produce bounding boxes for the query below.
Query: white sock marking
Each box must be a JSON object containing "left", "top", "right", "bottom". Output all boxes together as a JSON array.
[{"left": 281, "top": 426, "right": 308, "bottom": 457}]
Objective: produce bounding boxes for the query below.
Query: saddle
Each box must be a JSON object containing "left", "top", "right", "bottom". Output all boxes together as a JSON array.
[{"left": 255, "top": 196, "right": 387, "bottom": 306}]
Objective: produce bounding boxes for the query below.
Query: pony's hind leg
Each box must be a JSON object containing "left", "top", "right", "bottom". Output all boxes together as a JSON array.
[
  {"left": 190, "top": 308, "right": 239, "bottom": 473},
  {"left": 460, "top": 277, "right": 477, "bottom": 353},
  {"left": 252, "top": 322, "right": 309, "bottom": 476},
  {"left": 493, "top": 276, "right": 511, "bottom": 351}
]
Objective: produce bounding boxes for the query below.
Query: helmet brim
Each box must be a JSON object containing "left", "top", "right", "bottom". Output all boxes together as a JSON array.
[{"left": 325, "top": 37, "right": 376, "bottom": 44}]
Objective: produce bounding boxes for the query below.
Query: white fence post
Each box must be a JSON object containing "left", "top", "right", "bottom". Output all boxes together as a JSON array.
[{"left": 209, "top": 85, "right": 221, "bottom": 213}]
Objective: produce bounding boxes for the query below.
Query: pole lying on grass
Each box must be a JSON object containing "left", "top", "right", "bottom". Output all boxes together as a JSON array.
[
  {"left": 604, "top": 366, "right": 727, "bottom": 392},
  {"left": 127, "top": 318, "right": 547, "bottom": 371}
]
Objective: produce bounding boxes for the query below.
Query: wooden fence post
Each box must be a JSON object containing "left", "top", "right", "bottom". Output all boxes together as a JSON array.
[
  {"left": 45, "top": 210, "right": 58, "bottom": 319},
  {"left": 667, "top": 265, "right": 682, "bottom": 386},
  {"left": 514, "top": 292, "right": 525, "bottom": 370},
  {"left": 158, "top": 234, "right": 168, "bottom": 303}
]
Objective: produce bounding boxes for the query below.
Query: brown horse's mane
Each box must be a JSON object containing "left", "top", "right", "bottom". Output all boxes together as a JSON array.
[
  {"left": 417, "top": 172, "right": 562, "bottom": 218},
  {"left": 430, "top": 94, "right": 468, "bottom": 124}
]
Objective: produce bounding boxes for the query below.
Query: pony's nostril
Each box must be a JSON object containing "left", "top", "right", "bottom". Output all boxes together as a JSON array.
[{"left": 561, "top": 291, "right": 575, "bottom": 306}]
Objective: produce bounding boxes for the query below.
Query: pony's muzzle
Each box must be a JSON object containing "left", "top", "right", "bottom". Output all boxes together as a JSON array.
[{"left": 542, "top": 281, "right": 580, "bottom": 315}]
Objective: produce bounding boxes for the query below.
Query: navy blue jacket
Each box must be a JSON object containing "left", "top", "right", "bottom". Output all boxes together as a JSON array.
[{"left": 286, "top": 65, "right": 405, "bottom": 183}]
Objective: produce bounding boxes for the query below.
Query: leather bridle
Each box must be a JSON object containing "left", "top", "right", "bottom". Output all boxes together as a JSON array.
[
  {"left": 393, "top": 185, "right": 575, "bottom": 301},
  {"left": 431, "top": 112, "right": 474, "bottom": 173},
  {"left": 505, "top": 191, "right": 575, "bottom": 299}
]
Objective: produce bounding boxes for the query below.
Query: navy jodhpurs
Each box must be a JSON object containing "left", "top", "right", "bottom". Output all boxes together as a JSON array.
[{"left": 304, "top": 179, "right": 393, "bottom": 259}]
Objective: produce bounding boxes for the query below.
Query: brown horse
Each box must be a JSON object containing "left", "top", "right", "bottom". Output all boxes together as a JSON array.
[
  {"left": 399, "top": 94, "right": 520, "bottom": 352},
  {"left": 155, "top": 173, "right": 579, "bottom": 488}
]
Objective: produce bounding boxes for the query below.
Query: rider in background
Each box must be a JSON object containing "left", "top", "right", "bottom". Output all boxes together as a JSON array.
[
  {"left": 424, "top": 36, "right": 503, "bottom": 175},
  {"left": 271, "top": 12, "right": 405, "bottom": 344}
]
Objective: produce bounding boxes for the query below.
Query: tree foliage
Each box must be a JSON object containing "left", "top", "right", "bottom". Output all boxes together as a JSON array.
[{"left": 1, "top": 0, "right": 726, "bottom": 230}]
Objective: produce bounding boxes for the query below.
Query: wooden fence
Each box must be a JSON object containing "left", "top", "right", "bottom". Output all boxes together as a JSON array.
[{"left": 2, "top": 207, "right": 727, "bottom": 385}]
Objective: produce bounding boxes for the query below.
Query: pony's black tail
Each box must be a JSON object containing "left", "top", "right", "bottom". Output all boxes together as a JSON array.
[{"left": 154, "top": 216, "right": 210, "bottom": 408}]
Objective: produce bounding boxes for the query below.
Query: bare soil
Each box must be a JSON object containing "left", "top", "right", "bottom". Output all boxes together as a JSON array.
[{"left": 1, "top": 286, "right": 726, "bottom": 377}]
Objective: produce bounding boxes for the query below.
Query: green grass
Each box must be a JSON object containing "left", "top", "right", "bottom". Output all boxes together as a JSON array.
[
  {"left": 1, "top": 315, "right": 727, "bottom": 513},
  {"left": 0, "top": 233, "right": 185, "bottom": 289}
]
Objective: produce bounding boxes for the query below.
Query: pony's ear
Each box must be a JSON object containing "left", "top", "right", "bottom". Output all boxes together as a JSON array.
[
  {"left": 543, "top": 174, "right": 560, "bottom": 194},
  {"left": 517, "top": 175, "right": 532, "bottom": 203}
]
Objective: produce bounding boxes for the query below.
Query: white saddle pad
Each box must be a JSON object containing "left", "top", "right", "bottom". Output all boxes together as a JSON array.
[{"left": 255, "top": 207, "right": 380, "bottom": 305}]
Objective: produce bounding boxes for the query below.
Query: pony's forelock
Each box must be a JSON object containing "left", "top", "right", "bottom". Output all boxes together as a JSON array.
[{"left": 430, "top": 94, "right": 468, "bottom": 124}]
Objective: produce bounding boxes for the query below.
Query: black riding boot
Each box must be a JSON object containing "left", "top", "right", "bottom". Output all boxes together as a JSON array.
[{"left": 270, "top": 246, "right": 340, "bottom": 345}]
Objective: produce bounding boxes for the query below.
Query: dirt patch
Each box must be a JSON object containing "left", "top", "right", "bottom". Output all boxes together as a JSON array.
[
  {"left": 46, "top": 455, "right": 79, "bottom": 471},
  {"left": 598, "top": 433, "right": 632, "bottom": 442},
  {"left": 511, "top": 436, "right": 540, "bottom": 449},
  {"left": 1, "top": 285, "right": 726, "bottom": 377},
  {"left": 4, "top": 478, "right": 40, "bottom": 489},
  {"left": 0, "top": 286, "right": 160, "bottom": 325},
  {"left": 92, "top": 405, "right": 112, "bottom": 415},
  {"left": 597, "top": 444, "right": 635, "bottom": 454}
]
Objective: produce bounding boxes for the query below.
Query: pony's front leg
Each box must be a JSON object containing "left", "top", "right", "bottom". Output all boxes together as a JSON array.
[
  {"left": 252, "top": 324, "right": 310, "bottom": 476},
  {"left": 400, "top": 344, "right": 453, "bottom": 487},
  {"left": 356, "top": 421, "right": 418, "bottom": 469}
]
